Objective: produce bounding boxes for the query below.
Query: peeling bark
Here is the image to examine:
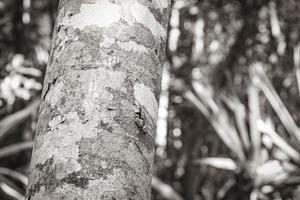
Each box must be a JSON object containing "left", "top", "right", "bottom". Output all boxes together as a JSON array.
[{"left": 26, "top": 0, "right": 171, "bottom": 199}]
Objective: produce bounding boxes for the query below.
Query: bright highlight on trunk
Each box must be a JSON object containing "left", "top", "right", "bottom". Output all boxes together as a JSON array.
[{"left": 26, "top": 0, "right": 171, "bottom": 199}]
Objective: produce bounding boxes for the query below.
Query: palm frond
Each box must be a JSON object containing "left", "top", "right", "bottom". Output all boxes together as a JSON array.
[
  {"left": 251, "top": 63, "right": 300, "bottom": 144},
  {"left": 257, "top": 119, "right": 300, "bottom": 163},
  {"left": 255, "top": 160, "right": 286, "bottom": 186},
  {"left": 222, "top": 95, "right": 250, "bottom": 150},
  {"left": 185, "top": 86, "right": 246, "bottom": 161}
]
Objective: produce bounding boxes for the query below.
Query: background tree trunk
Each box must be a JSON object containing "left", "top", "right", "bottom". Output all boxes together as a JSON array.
[{"left": 26, "top": 0, "right": 170, "bottom": 199}]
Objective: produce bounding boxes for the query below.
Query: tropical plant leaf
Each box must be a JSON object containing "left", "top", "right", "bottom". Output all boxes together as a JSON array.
[
  {"left": 0, "top": 182, "right": 24, "bottom": 200},
  {"left": 185, "top": 91, "right": 235, "bottom": 152},
  {"left": 257, "top": 119, "right": 300, "bottom": 163},
  {"left": 248, "top": 81, "right": 262, "bottom": 168},
  {"left": 251, "top": 63, "right": 300, "bottom": 144},
  {"left": 194, "top": 157, "right": 238, "bottom": 171},
  {"left": 293, "top": 43, "right": 300, "bottom": 95},
  {"left": 217, "top": 179, "right": 236, "bottom": 200},
  {"left": 152, "top": 176, "right": 184, "bottom": 200},
  {"left": 189, "top": 80, "right": 246, "bottom": 161},
  {"left": 0, "top": 98, "right": 40, "bottom": 140},
  {"left": 255, "top": 160, "right": 287, "bottom": 185},
  {"left": 0, "top": 141, "right": 33, "bottom": 159},
  {"left": 222, "top": 95, "right": 250, "bottom": 150},
  {"left": 0, "top": 168, "right": 27, "bottom": 186},
  {"left": 185, "top": 89, "right": 245, "bottom": 161},
  {"left": 0, "top": 175, "right": 24, "bottom": 200}
]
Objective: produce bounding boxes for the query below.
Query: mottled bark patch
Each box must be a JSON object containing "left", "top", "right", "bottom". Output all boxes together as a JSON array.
[
  {"left": 104, "top": 21, "right": 156, "bottom": 49},
  {"left": 61, "top": 172, "right": 90, "bottom": 189},
  {"left": 134, "top": 83, "right": 159, "bottom": 119},
  {"left": 137, "top": 0, "right": 170, "bottom": 28},
  {"left": 59, "top": 0, "right": 99, "bottom": 18},
  {"left": 27, "top": 157, "right": 55, "bottom": 197},
  {"left": 98, "top": 120, "right": 113, "bottom": 133}
]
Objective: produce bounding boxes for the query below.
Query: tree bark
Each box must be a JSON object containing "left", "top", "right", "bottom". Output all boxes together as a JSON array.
[{"left": 26, "top": 0, "right": 170, "bottom": 199}]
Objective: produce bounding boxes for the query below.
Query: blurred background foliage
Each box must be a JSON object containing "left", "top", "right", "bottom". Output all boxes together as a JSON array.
[{"left": 0, "top": 0, "right": 300, "bottom": 200}]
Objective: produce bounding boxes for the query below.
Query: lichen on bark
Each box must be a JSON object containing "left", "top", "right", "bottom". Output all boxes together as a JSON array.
[{"left": 26, "top": 0, "right": 171, "bottom": 199}]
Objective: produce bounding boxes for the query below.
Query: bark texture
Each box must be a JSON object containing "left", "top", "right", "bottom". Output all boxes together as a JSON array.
[{"left": 26, "top": 0, "right": 170, "bottom": 199}]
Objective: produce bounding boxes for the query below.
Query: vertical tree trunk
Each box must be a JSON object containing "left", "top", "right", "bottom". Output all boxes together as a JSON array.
[{"left": 26, "top": 0, "right": 170, "bottom": 199}]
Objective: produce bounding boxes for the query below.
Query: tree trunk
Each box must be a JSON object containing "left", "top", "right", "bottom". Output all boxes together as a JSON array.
[{"left": 26, "top": 0, "right": 170, "bottom": 199}]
